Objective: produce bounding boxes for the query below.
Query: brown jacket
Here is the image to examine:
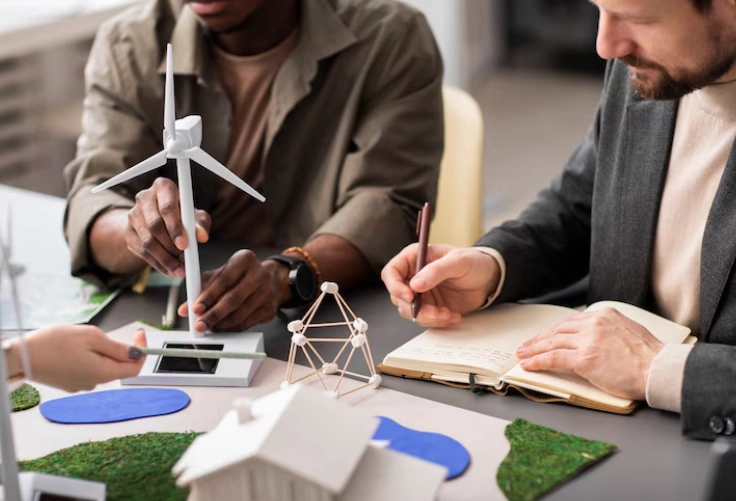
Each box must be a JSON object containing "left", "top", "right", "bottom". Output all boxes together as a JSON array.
[{"left": 63, "top": 0, "right": 444, "bottom": 287}]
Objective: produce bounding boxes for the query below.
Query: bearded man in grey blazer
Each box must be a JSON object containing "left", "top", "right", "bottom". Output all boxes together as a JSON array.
[{"left": 383, "top": 0, "right": 736, "bottom": 441}]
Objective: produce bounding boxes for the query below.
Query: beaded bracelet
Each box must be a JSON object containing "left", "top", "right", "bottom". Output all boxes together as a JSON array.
[{"left": 283, "top": 246, "right": 323, "bottom": 285}]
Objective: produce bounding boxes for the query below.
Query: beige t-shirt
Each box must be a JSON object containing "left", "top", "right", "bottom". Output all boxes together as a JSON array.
[
  {"left": 646, "top": 79, "right": 736, "bottom": 412},
  {"left": 208, "top": 30, "right": 299, "bottom": 244},
  {"left": 651, "top": 79, "right": 736, "bottom": 334}
]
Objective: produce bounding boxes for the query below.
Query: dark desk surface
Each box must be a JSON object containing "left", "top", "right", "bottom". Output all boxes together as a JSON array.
[{"left": 88, "top": 243, "right": 714, "bottom": 501}]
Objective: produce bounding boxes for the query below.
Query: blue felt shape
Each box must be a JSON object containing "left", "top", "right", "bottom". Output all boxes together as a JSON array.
[
  {"left": 40, "top": 388, "right": 190, "bottom": 424},
  {"left": 372, "top": 416, "right": 470, "bottom": 479}
]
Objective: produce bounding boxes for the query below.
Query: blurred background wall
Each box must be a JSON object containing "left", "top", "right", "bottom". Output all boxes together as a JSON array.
[{"left": 0, "top": 0, "right": 605, "bottom": 233}]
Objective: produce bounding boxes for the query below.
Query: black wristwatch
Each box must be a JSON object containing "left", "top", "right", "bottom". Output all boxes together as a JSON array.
[{"left": 266, "top": 254, "right": 317, "bottom": 308}]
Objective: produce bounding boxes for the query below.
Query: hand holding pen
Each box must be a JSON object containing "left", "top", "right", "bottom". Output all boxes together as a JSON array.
[{"left": 382, "top": 203, "right": 504, "bottom": 327}]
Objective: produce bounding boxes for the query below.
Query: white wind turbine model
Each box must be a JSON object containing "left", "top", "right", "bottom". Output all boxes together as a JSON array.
[{"left": 92, "top": 43, "right": 265, "bottom": 338}]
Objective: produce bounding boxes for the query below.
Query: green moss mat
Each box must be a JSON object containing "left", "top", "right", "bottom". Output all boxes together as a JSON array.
[
  {"left": 11, "top": 383, "right": 40, "bottom": 411},
  {"left": 19, "top": 432, "right": 203, "bottom": 501},
  {"left": 498, "top": 419, "right": 617, "bottom": 501},
  {"left": 17, "top": 420, "right": 615, "bottom": 501}
]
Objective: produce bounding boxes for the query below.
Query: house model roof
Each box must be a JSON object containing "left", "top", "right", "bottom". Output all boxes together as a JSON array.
[{"left": 172, "top": 383, "right": 379, "bottom": 493}]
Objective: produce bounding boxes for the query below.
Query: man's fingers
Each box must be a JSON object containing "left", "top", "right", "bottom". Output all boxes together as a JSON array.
[
  {"left": 408, "top": 252, "right": 469, "bottom": 293},
  {"left": 396, "top": 300, "right": 461, "bottom": 328},
  {"left": 192, "top": 267, "right": 234, "bottom": 317},
  {"left": 520, "top": 316, "right": 585, "bottom": 348},
  {"left": 129, "top": 211, "right": 183, "bottom": 277},
  {"left": 155, "top": 183, "right": 187, "bottom": 251},
  {"left": 382, "top": 266, "right": 415, "bottom": 303},
  {"left": 195, "top": 210, "right": 211, "bottom": 243},
  {"left": 214, "top": 293, "right": 265, "bottom": 331},
  {"left": 381, "top": 245, "right": 418, "bottom": 302},
  {"left": 194, "top": 262, "right": 246, "bottom": 315},
  {"left": 519, "top": 349, "right": 577, "bottom": 372},
  {"left": 139, "top": 190, "right": 180, "bottom": 257},
  {"left": 199, "top": 269, "right": 264, "bottom": 332},
  {"left": 126, "top": 218, "right": 168, "bottom": 276},
  {"left": 517, "top": 333, "right": 579, "bottom": 358}
]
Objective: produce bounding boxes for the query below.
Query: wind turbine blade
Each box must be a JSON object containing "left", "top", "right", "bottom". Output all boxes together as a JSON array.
[
  {"left": 91, "top": 149, "right": 169, "bottom": 193},
  {"left": 186, "top": 147, "right": 265, "bottom": 202},
  {"left": 164, "top": 43, "right": 176, "bottom": 141}
]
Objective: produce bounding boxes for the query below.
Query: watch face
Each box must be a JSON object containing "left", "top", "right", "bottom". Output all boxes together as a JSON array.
[{"left": 294, "top": 262, "right": 317, "bottom": 300}]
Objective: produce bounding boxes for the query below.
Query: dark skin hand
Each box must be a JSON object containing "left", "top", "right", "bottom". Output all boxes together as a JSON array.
[
  {"left": 90, "top": 177, "right": 211, "bottom": 278},
  {"left": 92, "top": 177, "right": 372, "bottom": 332},
  {"left": 178, "top": 233, "right": 371, "bottom": 333},
  {"left": 89, "top": 0, "right": 372, "bottom": 332}
]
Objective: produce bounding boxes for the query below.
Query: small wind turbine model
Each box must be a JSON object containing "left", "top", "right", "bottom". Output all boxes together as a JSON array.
[{"left": 92, "top": 43, "right": 265, "bottom": 338}]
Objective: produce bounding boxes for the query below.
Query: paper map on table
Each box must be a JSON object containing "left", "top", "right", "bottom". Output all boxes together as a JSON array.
[{"left": 0, "top": 270, "right": 119, "bottom": 330}]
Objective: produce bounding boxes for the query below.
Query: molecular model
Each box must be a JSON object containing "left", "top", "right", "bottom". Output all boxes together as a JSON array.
[{"left": 282, "top": 282, "right": 382, "bottom": 399}]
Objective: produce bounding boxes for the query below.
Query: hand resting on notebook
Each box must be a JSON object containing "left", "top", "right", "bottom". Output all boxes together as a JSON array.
[{"left": 516, "top": 307, "right": 665, "bottom": 400}]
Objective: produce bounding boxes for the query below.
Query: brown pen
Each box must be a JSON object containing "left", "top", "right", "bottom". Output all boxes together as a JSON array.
[{"left": 412, "top": 202, "right": 432, "bottom": 322}]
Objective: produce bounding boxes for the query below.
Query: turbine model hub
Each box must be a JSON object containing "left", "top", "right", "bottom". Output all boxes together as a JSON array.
[
  {"left": 166, "top": 136, "right": 185, "bottom": 154},
  {"left": 164, "top": 116, "right": 203, "bottom": 157}
]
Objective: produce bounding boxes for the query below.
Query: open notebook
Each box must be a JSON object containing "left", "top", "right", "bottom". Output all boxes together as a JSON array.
[{"left": 377, "top": 301, "right": 697, "bottom": 414}]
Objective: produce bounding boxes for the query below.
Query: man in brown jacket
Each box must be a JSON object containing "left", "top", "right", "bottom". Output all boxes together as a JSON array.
[{"left": 63, "top": 0, "right": 444, "bottom": 333}]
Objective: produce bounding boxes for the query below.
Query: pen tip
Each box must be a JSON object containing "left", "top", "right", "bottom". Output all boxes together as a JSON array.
[{"left": 412, "top": 318, "right": 416, "bottom": 323}]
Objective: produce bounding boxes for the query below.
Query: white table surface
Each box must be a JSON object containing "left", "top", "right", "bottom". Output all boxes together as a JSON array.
[{"left": 12, "top": 321, "right": 513, "bottom": 501}]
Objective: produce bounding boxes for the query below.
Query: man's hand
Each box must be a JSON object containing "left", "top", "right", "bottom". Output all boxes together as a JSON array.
[
  {"left": 515, "top": 307, "right": 665, "bottom": 400},
  {"left": 124, "top": 177, "right": 211, "bottom": 278},
  {"left": 7, "top": 325, "right": 148, "bottom": 393},
  {"left": 381, "top": 243, "right": 501, "bottom": 328},
  {"left": 177, "top": 250, "right": 290, "bottom": 333}
]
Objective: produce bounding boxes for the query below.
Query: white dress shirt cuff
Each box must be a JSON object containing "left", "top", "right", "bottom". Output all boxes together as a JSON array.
[
  {"left": 471, "top": 247, "right": 506, "bottom": 310},
  {"left": 645, "top": 343, "right": 694, "bottom": 413}
]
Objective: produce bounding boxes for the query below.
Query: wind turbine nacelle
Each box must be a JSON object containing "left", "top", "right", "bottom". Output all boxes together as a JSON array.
[{"left": 164, "top": 115, "right": 203, "bottom": 154}]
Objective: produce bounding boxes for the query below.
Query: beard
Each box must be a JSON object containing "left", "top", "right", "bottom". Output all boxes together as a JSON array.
[{"left": 620, "top": 29, "right": 736, "bottom": 100}]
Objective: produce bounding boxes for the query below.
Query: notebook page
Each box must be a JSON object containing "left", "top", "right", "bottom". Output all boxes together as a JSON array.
[
  {"left": 384, "top": 303, "right": 576, "bottom": 378},
  {"left": 585, "top": 301, "right": 691, "bottom": 344}
]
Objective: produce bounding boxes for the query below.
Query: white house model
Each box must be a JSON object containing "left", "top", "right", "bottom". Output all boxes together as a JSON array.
[{"left": 172, "top": 384, "right": 447, "bottom": 501}]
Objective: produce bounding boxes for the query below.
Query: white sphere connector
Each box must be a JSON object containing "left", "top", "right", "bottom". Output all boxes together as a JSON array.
[
  {"left": 321, "top": 281, "right": 339, "bottom": 294},
  {"left": 352, "top": 318, "right": 368, "bottom": 333},
  {"left": 287, "top": 320, "right": 304, "bottom": 333},
  {"left": 324, "top": 390, "right": 340, "bottom": 399},
  {"left": 280, "top": 381, "right": 291, "bottom": 390},
  {"left": 322, "top": 362, "right": 338, "bottom": 375},
  {"left": 291, "top": 333, "right": 307, "bottom": 347},
  {"left": 369, "top": 374, "right": 382, "bottom": 388},
  {"left": 351, "top": 334, "right": 367, "bottom": 348}
]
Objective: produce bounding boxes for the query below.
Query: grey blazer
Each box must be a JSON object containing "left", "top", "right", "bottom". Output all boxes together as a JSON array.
[{"left": 476, "top": 59, "right": 736, "bottom": 441}]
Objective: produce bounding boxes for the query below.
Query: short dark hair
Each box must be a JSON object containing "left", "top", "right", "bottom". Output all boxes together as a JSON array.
[{"left": 691, "top": 0, "right": 713, "bottom": 12}]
